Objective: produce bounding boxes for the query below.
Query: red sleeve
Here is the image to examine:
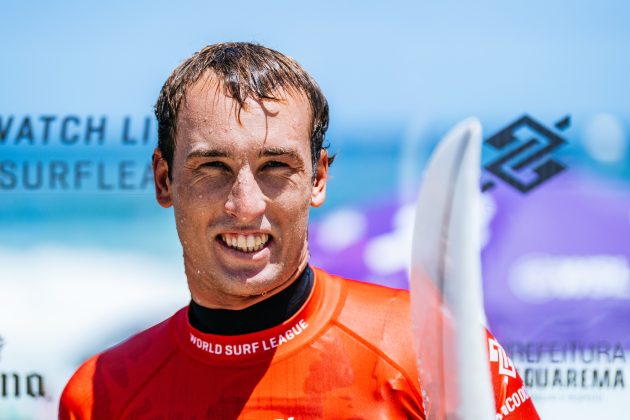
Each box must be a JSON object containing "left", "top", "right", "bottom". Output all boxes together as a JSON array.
[
  {"left": 59, "top": 355, "right": 98, "bottom": 420},
  {"left": 486, "top": 330, "right": 540, "bottom": 419}
]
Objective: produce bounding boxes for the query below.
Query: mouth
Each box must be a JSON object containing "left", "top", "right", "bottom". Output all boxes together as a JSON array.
[{"left": 219, "top": 233, "right": 271, "bottom": 254}]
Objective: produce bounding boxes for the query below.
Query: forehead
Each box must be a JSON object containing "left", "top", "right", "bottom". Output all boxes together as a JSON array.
[{"left": 175, "top": 74, "right": 312, "bottom": 152}]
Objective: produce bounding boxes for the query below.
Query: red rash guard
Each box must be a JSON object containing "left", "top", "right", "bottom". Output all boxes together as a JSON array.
[{"left": 60, "top": 267, "right": 539, "bottom": 419}]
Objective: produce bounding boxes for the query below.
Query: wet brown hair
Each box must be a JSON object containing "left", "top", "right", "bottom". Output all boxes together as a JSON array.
[{"left": 155, "top": 42, "right": 333, "bottom": 179}]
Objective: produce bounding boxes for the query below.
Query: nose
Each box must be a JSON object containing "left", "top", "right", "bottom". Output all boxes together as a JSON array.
[{"left": 224, "top": 167, "right": 266, "bottom": 222}]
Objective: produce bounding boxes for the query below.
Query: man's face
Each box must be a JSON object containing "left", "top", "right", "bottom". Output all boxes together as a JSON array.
[{"left": 153, "top": 76, "right": 328, "bottom": 309}]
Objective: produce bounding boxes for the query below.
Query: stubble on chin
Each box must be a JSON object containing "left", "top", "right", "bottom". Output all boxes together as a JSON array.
[{"left": 184, "top": 239, "right": 310, "bottom": 310}]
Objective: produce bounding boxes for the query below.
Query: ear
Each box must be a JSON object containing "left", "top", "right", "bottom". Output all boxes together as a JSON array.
[
  {"left": 152, "top": 148, "right": 173, "bottom": 208},
  {"left": 310, "top": 149, "right": 329, "bottom": 208}
]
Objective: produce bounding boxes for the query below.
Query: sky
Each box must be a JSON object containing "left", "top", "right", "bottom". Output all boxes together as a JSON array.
[{"left": 2, "top": 0, "right": 629, "bottom": 126}]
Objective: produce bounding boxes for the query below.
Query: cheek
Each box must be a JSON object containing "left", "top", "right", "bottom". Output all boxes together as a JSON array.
[
  {"left": 173, "top": 178, "right": 228, "bottom": 214},
  {"left": 274, "top": 184, "right": 312, "bottom": 215},
  {"left": 273, "top": 189, "right": 312, "bottom": 237},
  {"left": 171, "top": 192, "right": 220, "bottom": 246}
]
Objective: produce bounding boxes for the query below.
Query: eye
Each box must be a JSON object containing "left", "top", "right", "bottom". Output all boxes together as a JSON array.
[
  {"left": 262, "top": 161, "right": 289, "bottom": 170},
  {"left": 201, "top": 161, "right": 229, "bottom": 170}
]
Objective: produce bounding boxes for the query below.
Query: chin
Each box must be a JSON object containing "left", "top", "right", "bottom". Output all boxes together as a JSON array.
[{"left": 220, "top": 264, "right": 285, "bottom": 292}]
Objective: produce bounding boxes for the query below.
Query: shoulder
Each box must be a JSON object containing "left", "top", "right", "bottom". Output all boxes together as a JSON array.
[
  {"left": 314, "top": 268, "right": 416, "bottom": 375},
  {"left": 59, "top": 309, "right": 183, "bottom": 419},
  {"left": 315, "top": 268, "right": 412, "bottom": 339}
]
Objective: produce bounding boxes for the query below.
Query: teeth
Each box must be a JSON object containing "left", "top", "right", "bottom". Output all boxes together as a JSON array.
[{"left": 221, "top": 233, "right": 270, "bottom": 253}]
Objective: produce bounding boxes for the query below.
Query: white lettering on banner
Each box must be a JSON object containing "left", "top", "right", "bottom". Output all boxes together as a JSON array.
[
  {"left": 496, "top": 385, "right": 532, "bottom": 418},
  {"left": 489, "top": 338, "right": 517, "bottom": 378},
  {"left": 509, "top": 254, "right": 630, "bottom": 302},
  {"left": 190, "top": 319, "right": 309, "bottom": 357},
  {"left": 505, "top": 340, "right": 626, "bottom": 364}
]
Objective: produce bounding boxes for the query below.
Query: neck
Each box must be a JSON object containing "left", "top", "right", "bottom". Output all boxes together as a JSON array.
[{"left": 188, "top": 266, "right": 314, "bottom": 335}]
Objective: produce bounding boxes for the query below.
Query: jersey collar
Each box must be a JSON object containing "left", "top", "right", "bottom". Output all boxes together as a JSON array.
[{"left": 172, "top": 267, "right": 343, "bottom": 365}]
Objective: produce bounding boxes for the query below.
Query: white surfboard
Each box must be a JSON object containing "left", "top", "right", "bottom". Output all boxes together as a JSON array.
[{"left": 409, "top": 118, "right": 495, "bottom": 419}]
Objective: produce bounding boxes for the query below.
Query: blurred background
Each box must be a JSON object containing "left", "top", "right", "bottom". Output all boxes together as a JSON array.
[{"left": 1, "top": 1, "right": 629, "bottom": 418}]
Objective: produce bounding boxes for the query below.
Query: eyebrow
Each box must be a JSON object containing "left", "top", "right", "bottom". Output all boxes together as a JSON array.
[
  {"left": 186, "top": 149, "right": 230, "bottom": 161},
  {"left": 259, "top": 146, "right": 304, "bottom": 163},
  {"left": 185, "top": 146, "right": 305, "bottom": 164}
]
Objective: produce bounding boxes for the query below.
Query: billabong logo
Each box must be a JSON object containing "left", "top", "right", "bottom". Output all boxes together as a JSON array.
[
  {"left": 488, "top": 338, "right": 517, "bottom": 379},
  {"left": 482, "top": 114, "right": 569, "bottom": 193}
]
